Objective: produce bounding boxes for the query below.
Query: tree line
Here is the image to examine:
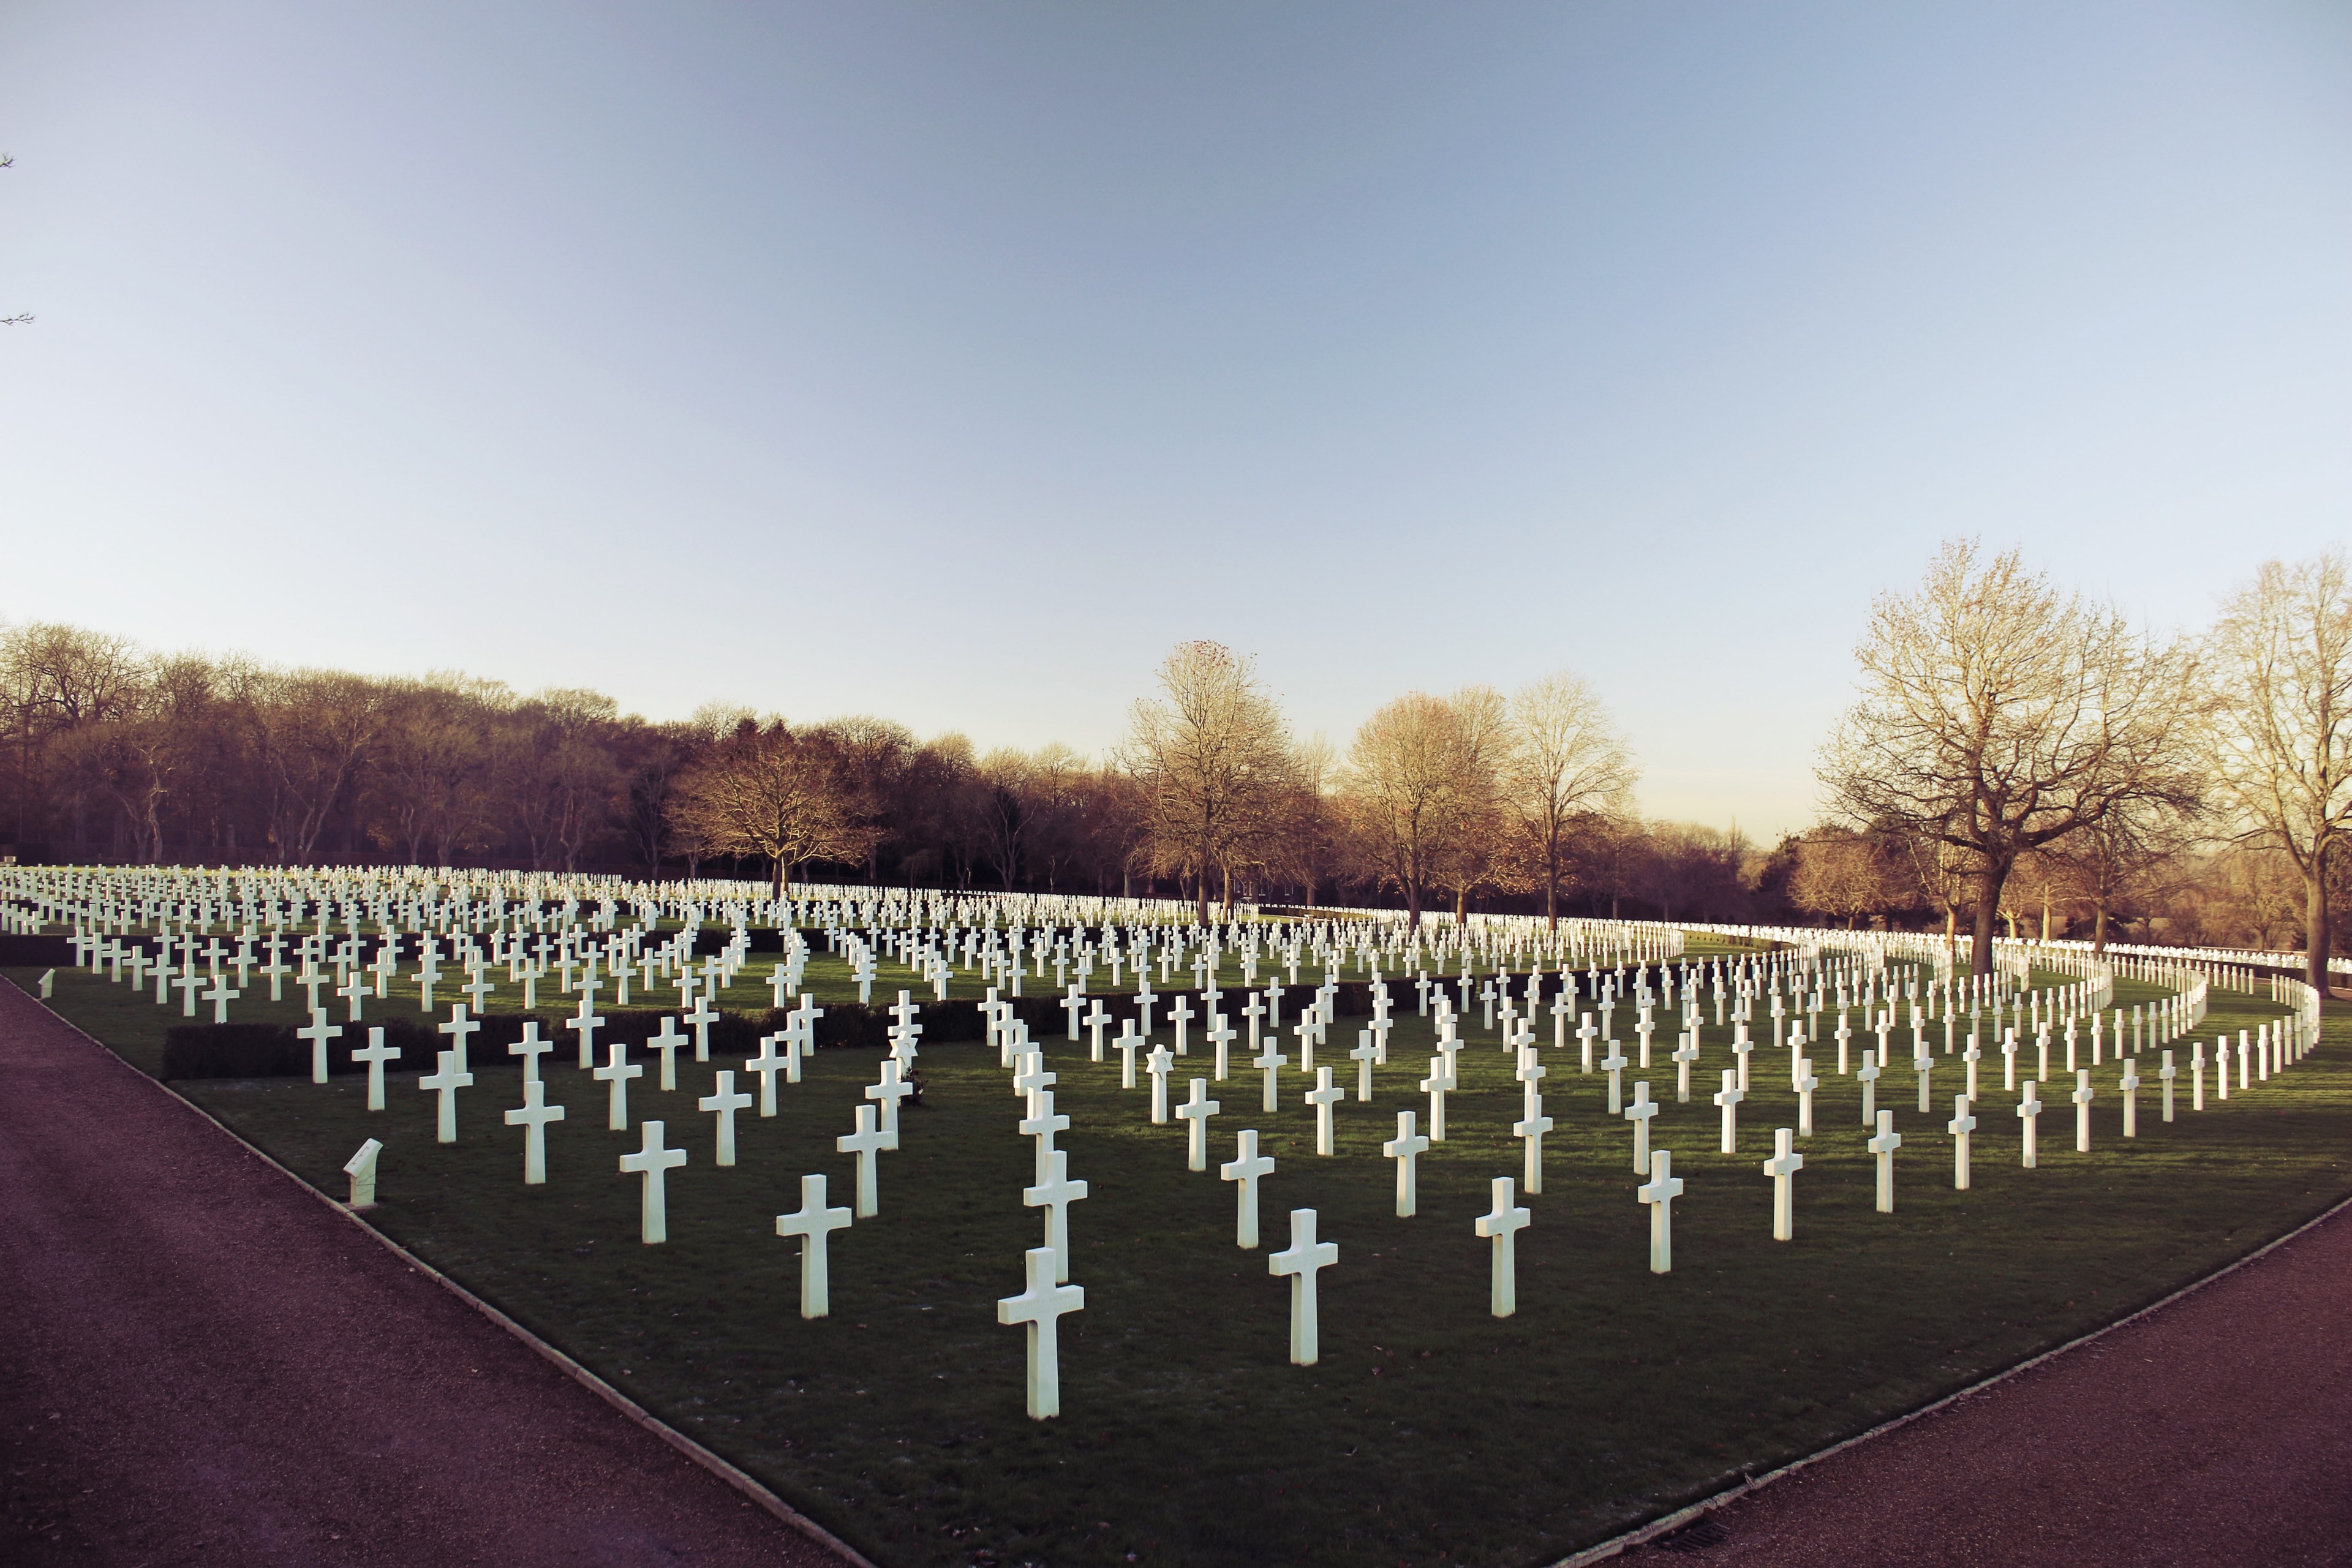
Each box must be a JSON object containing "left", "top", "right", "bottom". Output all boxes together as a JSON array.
[
  {"left": 15, "top": 538, "right": 2346, "bottom": 975},
  {"left": 0, "top": 627, "right": 1735, "bottom": 921},
  {"left": 1808, "top": 540, "right": 2352, "bottom": 987}
]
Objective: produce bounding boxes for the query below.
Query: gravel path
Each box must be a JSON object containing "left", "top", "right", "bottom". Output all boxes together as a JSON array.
[
  {"left": 1618, "top": 1189, "right": 2352, "bottom": 1567},
  {"left": 0, "top": 980, "right": 853, "bottom": 1567}
]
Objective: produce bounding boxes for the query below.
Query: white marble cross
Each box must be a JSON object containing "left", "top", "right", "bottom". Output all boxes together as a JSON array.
[
  {"left": 1116, "top": 1025, "right": 1144, "bottom": 1089},
  {"left": 1713, "top": 1069, "right": 1744, "bottom": 1153},
  {"left": 1673, "top": 1030, "right": 1700, "bottom": 1103},
  {"left": 420, "top": 1047, "right": 473, "bottom": 1144},
  {"left": 1177, "top": 1079, "right": 1221, "bottom": 1170},
  {"left": 505, "top": 1076, "right": 567, "bottom": 1184},
  {"left": 745, "top": 1032, "right": 788, "bottom": 1116},
  {"left": 1624, "top": 1080, "right": 1659, "bottom": 1173},
  {"left": 865, "top": 1059, "right": 914, "bottom": 1137},
  {"left": 1170, "top": 993, "right": 1194, "bottom": 1056},
  {"left": 1383, "top": 1110, "right": 1429, "bottom": 1218},
  {"left": 507, "top": 1019, "right": 551, "bottom": 1086},
  {"left": 1023, "top": 1147, "right": 1088, "bottom": 1283},
  {"left": 337, "top": 970, "right": 367, "bottom": 1022},
  {"left": 1018, "top": 1090, "right": 1069, "bottom": 1185},
  {"left": 351, "top": 1025, "right": 400, "bottom": 1109},
  {"left": 1349, "top": 1031, "right": 1379, "bottom": 1102},
  {"left": 687, "top": 996, "right": 718, "bottom": 1062},
  {"left": 777, "top": 1174, "right": 853, "bottom": 1319},
  {"left": 1253, "top": 1038, "right": 1289, "bottom": 1114},
  {"left": 1638, "top": 1150, "right": 1683, "bottom": 1273},
  {"left": 701, "top": 1069, "right": 753, "bottom": 1166},
  {"left": 2018, "top": 1079, "right": 2043, "bottom": 1167},
  {"left": 1206, "top": 1012, "right": 1237, "bottom": 1080},
  {"left": 1089, "top": 1001, "right": 1114, "bottom": 1063},
  {"left": 1601, "top": 1040, "right": 1629, "bottom": 1114},
  {"left": 998, "top": 1245, "right": 1084, "bottom": 1420},
  {"left": 1475, "top": 1176, "right": 1531, "bottom": 1318},
  {"left": 568, "top": 998, "right": 605, "bottom": 1071},
  {"left": 648, "top": 1016, "right": 687, "bottom": 1091},
  {"left": 2119, "top": 1058, "right": 2141, "bottom": 1138},
  {"left": 1795, "top": 1057, "right": 1819, "bottom": 1137},
  {"left": 2072, "top": 1068, "right": 2094, "bottom": 1152},
  {"left": 1268, "top": 1208, "right": 1338, "bottom": 1366},
  {"left": 1419, "top": 1054, "right": 1455, "bottom": 1141},
  {"left": 438, "top": 1004, "right": 480, "bottom": 1074},
  {"left": 1947, "top": 1094, "right": 1977, "bottom": 1188},
  {"left": 619, "top": 1120, "right": 687, "bottom": 1243},
  {"left": 1220, "top": 1128, "right": 1276, "bottom": 1248},
  {"left": 1516, "top": 1092, "right": 1554, "bottom": 1193},
  {"left": 204, "top": 974, "right": 238, "bottom": 1025},
  {"left": 1856, "top": 1049, "right": 1882, "bottom": 1125},
  {"left": 837, "top": 1103, "right": 898, "bottom": 1218},
  {"left": 298, "top": 1009, "right": 343, "bottom": 1085},
  {"left": 1869, "top": 1109, "right": 1902, "bottom": 1212},
  {"left": 1305, "top": 1065, "right": 1345, "bottom": 1155},
  {"left": 2160, "top": 1049, "right": 2176, "bottom": 1122},
  {"left": 1763, "top": 1127, "right": 1802, "bottom": 1240},
  {"left": 594, "top": 1040, "right": 643, "bottom": 1131}
]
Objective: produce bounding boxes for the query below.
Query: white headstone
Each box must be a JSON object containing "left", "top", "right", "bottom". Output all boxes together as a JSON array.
[
  {"left": 1382, "top": 1110, "right": 1429, "bottom": 1218},
  {"left": 1267, "top": 1208, "right": 1338, "bottom": 1366},
  {"left": 618, "top": 1119, "right": 687, "bottom": 1244},
  {"left": 504, "top": 1077, "right": 567, "bottom": 1185},
  {"left": 997, "top": 1245, "right": 1084, "bottom": 1420},
  {"left": 1220, "top": 1129, "right": 1275, "bottom": 1248},
  {"left": 1474, "top": 1175, "right": 1531, "bottom": 1318},
  {"left": 777, "top": 1174, "right": 854, "bottom": 1319}
]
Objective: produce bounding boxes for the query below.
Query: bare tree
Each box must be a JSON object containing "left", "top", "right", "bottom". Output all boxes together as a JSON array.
[
  {"left": 1503, "top": 671, "right": 1634, "bottom": 929},
  {"left": 1122, "top": 641, "right": 1294, "bottom": 924},
  {"left": 1819, "top": 539, "right": 2203, "bottom": 976},
  {"left": 1789, "top": 827, "right": 1895, "bottom": 929},
  {"left": 669, "top": 718, "right": 869, "bottom": 895},
  {"left": 2207, "top": 551, "right": 2352, "bottom": 995},
  {"left": 976, "top": 747, "right": 1033, "bottom": 891},
  {"left": 2043, "top": 800, "right": 2195, "bottom": 952},
  {"left": 1428, "top": 684, "right": 1515, "bottom": 927},
  {"left": 1343, "top": 690, "right": 1509, "bottom": 929}
]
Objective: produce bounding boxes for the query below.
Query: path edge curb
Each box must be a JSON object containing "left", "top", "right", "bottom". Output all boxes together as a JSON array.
[
  {"left": 7, "top": 978, "right": 883, "bottom": 1568},
  {"left": 1547, "top": 1165, "right": 2352, "bottom": 1567}
]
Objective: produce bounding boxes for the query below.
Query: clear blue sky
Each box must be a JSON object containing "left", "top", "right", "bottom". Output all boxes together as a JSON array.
[{"left": 4, "top": 1, "right": 2348, "bottom": 839}]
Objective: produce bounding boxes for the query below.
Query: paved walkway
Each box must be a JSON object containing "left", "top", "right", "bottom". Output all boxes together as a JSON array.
[
  {"left": 1619, "top": 1188, "right": 2352, "bottom": 1567},
  {"left": 0, "top": 980, "right": 851, "bottom": 1567}
]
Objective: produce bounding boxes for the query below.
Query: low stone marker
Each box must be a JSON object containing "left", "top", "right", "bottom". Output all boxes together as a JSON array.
[{"left": 344, "top": 1137, "right": 382, "bottom": 1209}]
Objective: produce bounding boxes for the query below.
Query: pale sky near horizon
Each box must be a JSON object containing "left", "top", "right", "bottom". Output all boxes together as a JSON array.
[{"left": 3, "top": 2, "right": 2348, "bottom": 841}]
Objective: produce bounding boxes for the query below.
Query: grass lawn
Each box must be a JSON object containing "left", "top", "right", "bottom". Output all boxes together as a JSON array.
[{"left": 12, "top": 954, "right": 2340, "bottom": 1568}]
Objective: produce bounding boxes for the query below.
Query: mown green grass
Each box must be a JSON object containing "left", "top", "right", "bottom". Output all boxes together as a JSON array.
[{"left": 15, "top": 956, "right": 2342, "bottom": 1568}]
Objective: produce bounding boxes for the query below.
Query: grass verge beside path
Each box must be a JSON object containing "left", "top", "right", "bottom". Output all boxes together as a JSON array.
[{"left": 12, "top": 959, "right": 2344, "bottom": 1568}]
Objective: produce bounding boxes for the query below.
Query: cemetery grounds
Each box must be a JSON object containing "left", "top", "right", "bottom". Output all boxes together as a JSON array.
[{"left": 9, "top": 933, "right": 2345, "bottom": 1568}]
